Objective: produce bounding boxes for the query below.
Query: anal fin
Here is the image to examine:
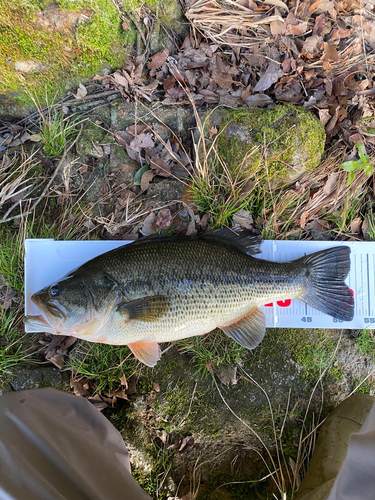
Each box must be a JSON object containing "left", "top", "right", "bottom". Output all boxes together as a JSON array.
[
  {"left": 219, "top": 307, "right": 266, "bottom": 350},
  {"left": 128, "top": 341, "right": 161, "bottom": 367}
]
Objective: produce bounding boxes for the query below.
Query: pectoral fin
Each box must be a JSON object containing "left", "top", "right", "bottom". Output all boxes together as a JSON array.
[
  {"left": 128, "top": 341, "right": 161, "bottom": 367},
  {"left": 117, "top": 296, "right": 169, "bottom": 322},
  {"left": 219, "top": 307, "right": 266, "bottom": 349}
]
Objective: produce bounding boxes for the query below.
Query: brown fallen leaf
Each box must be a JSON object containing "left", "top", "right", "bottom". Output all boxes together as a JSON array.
[
  {"left": 299, "top": 211, "right": 310, "bottom": 229},
  {"left": 254, "top": 48, "right": 283, "bottom": 92},
  {"left": 74, "top": 83, "right": 87, "bottom": 99},
  {"left": 302, "top": 35, "right": 322, "bottom": 56},
  {"left": 150, "top": 156, "right": 172, "bottom": 177},
  {"left": 244, "top": 94, "right": 273, "bottom": 108},
  {"left": 129, "top": 133, "right": 155, "bottom": 152},
  {"left": 152, "top": 382, "right": 160, "bottom": 392},
  {"left": 233, "top": 210, "right": 254, "bottom": 229},
  {"left": 285, "top": 21, "right": 308, "bottom": 36},
  {"left": 112, "top": 72, "right": 129, "bottom": 88},
  {"left": 319, "top": 109, "right": 331, "bottom": 126},
  {"left": 322, "top": 42, "right": 339, "bottom": 62},
  {"left": 141, "top": 212, "right": 157, "bottom": 236},
  {"left": 70, "top": 378, "right": 91, "bottom": 397},
  {"left": 209, "top": 125, "right": 218, "bottom": 139},
  {"left": 140, "top": 170, "right": 154, "bottom": 191},
  {"left": 351, "top": 217, "right": 362, "bottom": 235},
  {"left": 147, "top": 48, "right": 169, "bottom": 70},
  {"left": 313, "top": 13, "right": 326, "bottom": 35},
  {"left": 323, "top": 173, "right": 338, "bottom": 195},
  {"left": 179, "top": 435, "right": 194, "bottom": 453},
  {"left": 325, "top": 105, "right": 340, "bottom": 135},
  {"left": 156, "top": 208, "right": 172, "bottom": 231}
]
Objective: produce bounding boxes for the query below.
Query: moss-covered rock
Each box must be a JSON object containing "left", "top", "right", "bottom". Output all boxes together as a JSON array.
[
  {"left": 0, "top": 0, "right": 189, "bottom": 118},
  {"left": 206, "top": 105, "right": 326, "bottom": 185},
  {"left": 108, "top": 328, "right": 375, "bottom": 499}
]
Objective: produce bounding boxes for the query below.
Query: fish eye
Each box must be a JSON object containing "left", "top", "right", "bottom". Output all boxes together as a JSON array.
[{"left": 49, "top": 285, "right": 60, "bottom": 296}]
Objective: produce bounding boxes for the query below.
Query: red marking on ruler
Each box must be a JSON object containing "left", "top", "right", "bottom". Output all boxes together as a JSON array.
[{"left": 265, "top": 299, "right": 292, "bottom": 307}]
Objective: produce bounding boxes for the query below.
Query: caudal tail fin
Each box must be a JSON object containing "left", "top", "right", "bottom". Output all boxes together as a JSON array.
[{"left": 298, "top": 246, "right": 354, "bottom": 321}]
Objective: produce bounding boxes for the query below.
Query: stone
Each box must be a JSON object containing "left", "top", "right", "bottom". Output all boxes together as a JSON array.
[
  {"left": 14, "top": 61, "right": 46, "bottom": 73},
  {"left": 0, "top": 382, "right": 13, "bottom": 396},
  {"left": 109, "top": 144, "right": 138, "bottom": 186},
  {"left": 9, "top": 367, "right": 64, "bottom": 391},
  {"left": 143, "top": 178, "right": 186, "bottom": 206},
  {"left": 111, "top": 103, "right": 196, "bottom": 142},
  {"left": 148, "top": 1, "right": 190, "bottom": 55},
  {"left": 75, "top": 122, "right": 109, "bottom": 158},
  {"left": 205, "top": 105, "right": 326, "bottom": 186}
]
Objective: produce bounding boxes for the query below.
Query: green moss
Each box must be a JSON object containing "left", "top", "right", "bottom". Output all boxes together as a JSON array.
[
  {"left": 211, "top": 105, "right": 325, "bottom": 183},
  {"left": 0, "top": 0, "right": 137, "bottom": 106},
  {"left": 250, "top": 328, "right": 344, "bottom": 388}
]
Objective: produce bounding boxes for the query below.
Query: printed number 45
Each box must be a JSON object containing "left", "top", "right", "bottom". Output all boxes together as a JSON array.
[{"left": 301, "top": 317, "right": 312, "bottom": 322}]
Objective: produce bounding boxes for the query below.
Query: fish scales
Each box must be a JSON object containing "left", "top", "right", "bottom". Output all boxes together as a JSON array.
[{"left": 24, "top": 230, "right": 354, "bottom": 366}]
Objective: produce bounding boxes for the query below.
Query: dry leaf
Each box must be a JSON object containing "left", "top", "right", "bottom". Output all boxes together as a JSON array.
[
  {"left": 285, "top": 22, "right": 308, "bottom": 36},
  {"left": 300, "top": 211, "right": 310, "bottom": 228},
  {"left": 264, "top": 0, "right": 289, "bottom": 10},
  {"left": 302, "top": 35, "right": 322, "bottom": 56},
  {"left": 179, "top": 436, "right": 194, "bottom": 453},
  {"left": 129, "top": 133, "right": 155, "bottom": 152},
  {"left": 323, "top": 173, "right": 338, "bottom": 195},
  {"left": 147, "top": 48, "right": 169, "bottom": 70},
  {"left": 70, "top": 378, "right": 90, "bottom": 397},
  {"left": 254, "top": 49, "right": 283, "bottom": 92},
  {"left": 322, "top": 42, "right": 339, "bottom": 62},
  {"left": 140, "top": 170, "right": 154, "bottom": 191},
  {"left": 209, "top": 125, "right": 218, "bottom": 139},
  {"left": 351, "top": 217, "right": 362, "bottom": 235},
  {"left": 152, "top": 382, "right": 160, "bottom": 392},
  {"left": 312, "top": 13, "right": 326, "bottom": 35},
  {"left": 233, "top": 210, "right": 254, "bottom": 229},
  {"left": 74, "top": 83, "right": 87, "bottom": 99},
  {"left": 113, "top": 72, "right": 129, "bottom": 88},
  {"left": 325, "top": 105, "right": 340, "bottom": 134},
  {"left": 156, "top": 208, "right": 172, "bottom": 231},
  {"left": 319, "top": 109, "right": 331, "bottom": 126},
  {"left": 141, "top": 212, "right": 157, "bottom": 236},
  {"left": 244, "top": 94, "right": 273, "bottom": 107}
]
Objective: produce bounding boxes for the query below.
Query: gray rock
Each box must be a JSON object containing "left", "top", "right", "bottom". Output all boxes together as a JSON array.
[
  {"left": 0, "top": 382, "right": 13, "bottom": 396},
  {"left": 148, "top": 1, "right": 189, "bottom": 55},
  {"left": 143, "top": 179, "right": 186, "bottom": 205},
  {"left": 14, "top": 61, "right": 46, "bottom": 73},
  {"left": 111, "top": 103, "right": 196, "bottom": 142},
  {"left": 9, "top": 367, "right": 63, "bottom": 392},
  {"left": 109, "top": 144, "right": 138, "bottom": 186}
]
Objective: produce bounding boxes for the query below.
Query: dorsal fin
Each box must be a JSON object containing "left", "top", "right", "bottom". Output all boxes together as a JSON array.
[
  {"left": 201, "top": 228, "right": 262, "bottom": 256},
  {"left": 120, "top": 227, "right": 262, "bottom": 256}
]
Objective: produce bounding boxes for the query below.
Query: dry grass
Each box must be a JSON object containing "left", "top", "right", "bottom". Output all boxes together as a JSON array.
[{"left": 185, "top": 0, "right": 284, "bottom": 47}]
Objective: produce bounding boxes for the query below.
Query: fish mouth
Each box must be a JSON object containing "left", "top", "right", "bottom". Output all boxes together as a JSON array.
[{"left": 31, "top": 292, "right": 65, "bottom": 321}]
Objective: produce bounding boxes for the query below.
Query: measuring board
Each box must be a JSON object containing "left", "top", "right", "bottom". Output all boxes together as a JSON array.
[{"left": 24, "top": 239, "right": 374, "bottom": 333}]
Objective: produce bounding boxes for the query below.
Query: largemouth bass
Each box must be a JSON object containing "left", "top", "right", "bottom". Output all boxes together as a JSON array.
[{"left": 24, "top": 229, "right": 354, "bottom": 367}]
